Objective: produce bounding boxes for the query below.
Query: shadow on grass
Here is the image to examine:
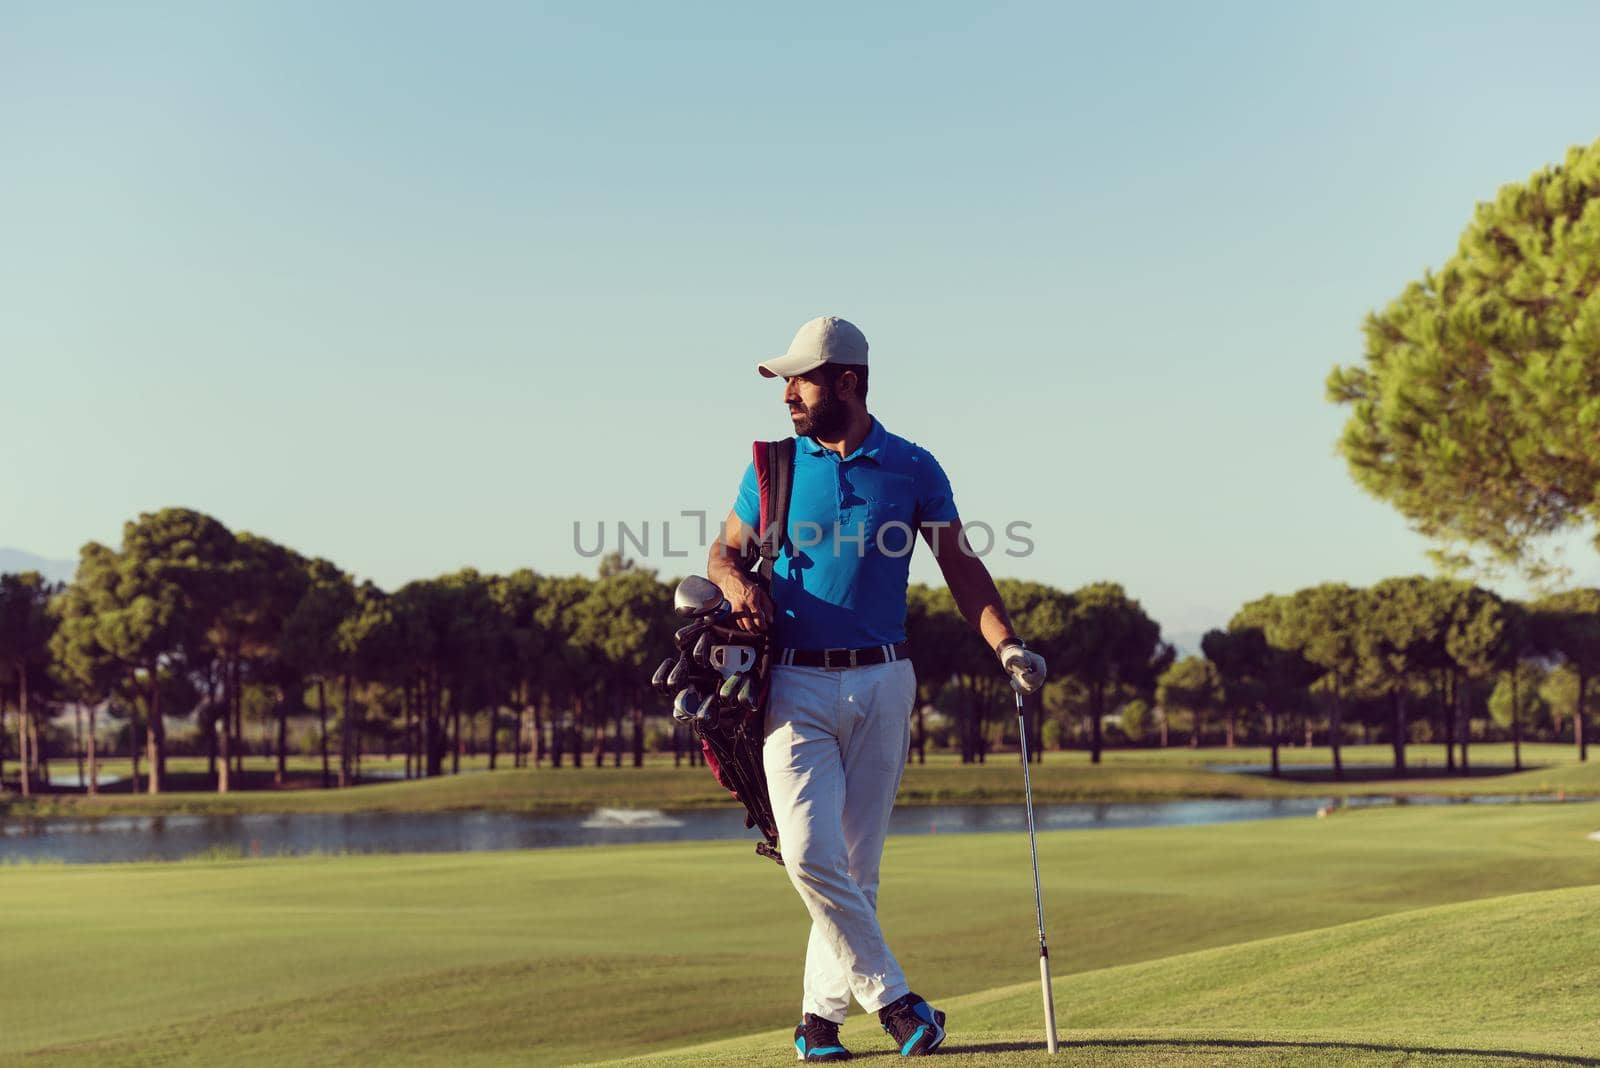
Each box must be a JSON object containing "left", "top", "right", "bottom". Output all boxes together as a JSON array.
[
  {"left": 939, "top": 1040, "right": 1051, "bottom": 1055},
  {"left": 836, "top": 1036, "right": 1598, "bottom": 1063},
  {"left": 1032, "top": 1037, "right": 1599, "bottom": 1065},
  {"left": 825, "top": 1042, "right": 1049, "bottom": 1061}
]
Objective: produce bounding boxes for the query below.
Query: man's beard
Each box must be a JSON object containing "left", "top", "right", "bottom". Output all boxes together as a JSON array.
[{"left": 790, "top": 388, "right": 849, "bottom": 439}]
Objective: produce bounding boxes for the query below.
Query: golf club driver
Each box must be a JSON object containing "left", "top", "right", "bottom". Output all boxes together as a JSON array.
[
  {"left": 673, "top": 575, "right": 725, "bottom": 618},
  {"left": 1016, "top": 686, "right": 1059, "bottom": 1054}
]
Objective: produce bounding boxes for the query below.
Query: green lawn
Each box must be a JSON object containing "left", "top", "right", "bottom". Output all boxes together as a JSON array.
[
  {"left": 6, "top": 743, "right": 1596, "bottom": 818},
  {"left": 5, "top": 804, "right": 1600, "bottom": 1064},
  {"left": 607, "top": 884, "right": 1600, "bottom": 1066}
]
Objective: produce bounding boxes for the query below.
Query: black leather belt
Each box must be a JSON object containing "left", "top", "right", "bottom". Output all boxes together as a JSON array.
[{"left": 776, "top": 642, "right": 910, "bottom": 670}]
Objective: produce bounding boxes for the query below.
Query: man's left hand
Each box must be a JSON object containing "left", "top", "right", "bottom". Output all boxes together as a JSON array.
[{"left": 997, "top": 639, "right": 1047, "bottom": 695}]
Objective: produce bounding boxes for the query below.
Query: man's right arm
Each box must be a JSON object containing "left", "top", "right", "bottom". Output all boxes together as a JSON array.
[{"left": 708, "top": 509, "right": 774, "bottom": 634}]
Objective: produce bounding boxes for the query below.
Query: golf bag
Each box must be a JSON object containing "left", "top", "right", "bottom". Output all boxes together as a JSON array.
[{"left": 649, "top": 438, "right": 795, "bottom": 867}]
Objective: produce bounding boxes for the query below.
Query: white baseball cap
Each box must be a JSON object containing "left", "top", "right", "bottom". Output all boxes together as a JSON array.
[{"left": 757, "top": 316, "right": 869, "bottom": 378}]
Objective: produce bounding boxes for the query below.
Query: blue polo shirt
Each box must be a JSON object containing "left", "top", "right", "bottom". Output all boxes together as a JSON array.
[{"left": 732, "top": 417, "right": 959, "bottom": 650}]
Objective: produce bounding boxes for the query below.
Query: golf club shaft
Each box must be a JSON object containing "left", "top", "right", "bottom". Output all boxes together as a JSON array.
[{"left": 1016, "top": 688, "right": 1059, "bottom": 1054}]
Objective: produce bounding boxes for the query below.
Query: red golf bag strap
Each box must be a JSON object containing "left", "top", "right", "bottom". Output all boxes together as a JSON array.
[
  {"left": 701, "top": 744, "right": 737, "bottom": 797},
  {"left": 753, "top": 437, "right": 796, "bottom": 588}
]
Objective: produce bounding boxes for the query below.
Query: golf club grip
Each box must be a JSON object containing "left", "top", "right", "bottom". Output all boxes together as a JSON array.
[{"left": 1040, "top": 953, "right": 1058, "bottom": 1054}]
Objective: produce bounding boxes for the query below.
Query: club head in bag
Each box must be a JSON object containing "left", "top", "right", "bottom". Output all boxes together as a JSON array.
[
  {"left": 672, "top": 687, "right": 702, "bottom": 723},
  {"left": 651, "top": 656, "right": 676, "bottom": 694},
  {"left": 692, "top": 632, "right": 713, "bottom": 667},
  {"left": 675, "top": 614, "right": 732, "bottom": 646},
  {"left": 719, "top": 673, "right": 743, "bottom": 700},
  {"left": 694, "top": 692, "right": 720, "bottom": 730},
  {"left": 666, "top": 656, "right": 693, "bottom": 689},
  {"left": 673, "top": 575, "right": 725, "bottom": 618}
]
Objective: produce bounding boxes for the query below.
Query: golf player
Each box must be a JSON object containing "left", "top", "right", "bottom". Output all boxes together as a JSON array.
[{"left": 707, "top": 316, "right": 1048, "bottom": 1060}]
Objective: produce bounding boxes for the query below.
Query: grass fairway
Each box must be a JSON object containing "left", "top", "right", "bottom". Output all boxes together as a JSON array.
[
  {"left": 610, "top": 885, "right": 1600, "bottom": 1066},
  {"left": 7, "top": 743, "right": 1598, "bottom": 818},
  {"left": 5, "top": 804, "right": 1600, "bottom": 1064}
]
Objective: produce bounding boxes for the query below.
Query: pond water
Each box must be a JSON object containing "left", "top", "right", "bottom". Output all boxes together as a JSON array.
[{"left": 2, "top": 795, "right": 1588, "bottom": 865}]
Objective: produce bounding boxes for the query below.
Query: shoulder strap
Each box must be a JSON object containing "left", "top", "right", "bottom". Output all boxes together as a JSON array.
[{"left": 752, "top": 437, "right": 796, "bottom": 589}]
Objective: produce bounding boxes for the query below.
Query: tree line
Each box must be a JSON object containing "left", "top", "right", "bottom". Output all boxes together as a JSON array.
[
  {"left": 0, "top": 509, "right": 677, "bottom": 796},
  {"left": 1, "top": 509, "right": 1597, "bottom": 795},
  {"left": 915, "top": 576, "right": 1597, "bottom": 775},
  {"left": 1181, "top": 579, "right": 1598, "bottom": 777}
]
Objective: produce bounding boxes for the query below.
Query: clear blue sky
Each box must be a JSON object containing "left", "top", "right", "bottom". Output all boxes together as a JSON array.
[{"left": 4, "top": 2, "right": 1599, "bottom": 641}]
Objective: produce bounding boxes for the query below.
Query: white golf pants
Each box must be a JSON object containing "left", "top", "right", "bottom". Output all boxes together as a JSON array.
[{"left": 763, "top": 659, "right": 916, "bottom": 1022}]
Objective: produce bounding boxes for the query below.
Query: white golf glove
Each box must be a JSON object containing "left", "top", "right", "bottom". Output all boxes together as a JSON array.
[{"left": 998, "top": 639, "right": 1047, "bottom": 695}]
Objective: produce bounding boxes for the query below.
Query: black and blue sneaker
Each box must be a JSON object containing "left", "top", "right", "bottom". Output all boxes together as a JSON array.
[
  {"left": 794, "top": 1013, "right": 852, "bottom": 1062},
  {"left": 878, "top": 992, "right": 946, "bottom": 1056}
]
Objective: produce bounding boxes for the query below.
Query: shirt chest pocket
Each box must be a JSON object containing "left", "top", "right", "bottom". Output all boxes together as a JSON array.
[{"left": 863, "top": 498, "right": 917, "bottom": 558}]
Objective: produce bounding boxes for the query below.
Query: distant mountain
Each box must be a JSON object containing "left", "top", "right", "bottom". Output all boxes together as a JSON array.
[{"left": 0, "top": 549, "right": 77, "bottom": 583}]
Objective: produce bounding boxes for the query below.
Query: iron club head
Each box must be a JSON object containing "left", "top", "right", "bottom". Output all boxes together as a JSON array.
[
  {"left": 694, "top": 692, "right": 721, "bottom": 730},
  {"left": 651, "top": 656, "right": 676, "bottom": 694},
  {"left": 672, "top": 687, "right": 702, "bottom": 723}
]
